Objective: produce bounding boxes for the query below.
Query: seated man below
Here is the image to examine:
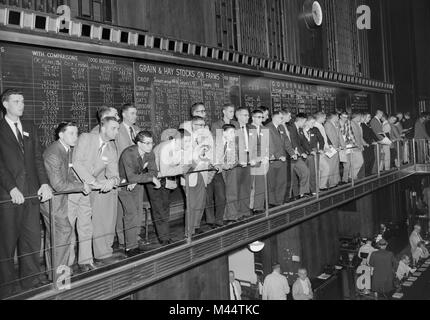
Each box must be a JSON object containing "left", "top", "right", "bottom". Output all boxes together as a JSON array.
[
  {"left": 412, "top": 241, "right": 430, "bottom": 266},
  {"left": 292, "top": 268, "right": 313, "bottom": 300},
  {"left": 358, "top": 239, "right": 378, "bottom": 265},
  {"left": 396, "top": 255, "right": 416, "bottom": 281}
]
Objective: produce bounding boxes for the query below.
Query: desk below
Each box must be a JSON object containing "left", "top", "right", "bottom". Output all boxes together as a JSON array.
[{"left": 394, "top": 258, "right": 430, "bottom": 300}]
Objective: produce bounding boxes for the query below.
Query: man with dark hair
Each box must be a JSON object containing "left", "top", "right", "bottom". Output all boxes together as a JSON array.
[
  {"left": 0, "top": 88, "right": 53, "bottom": 297},
  {"left": 41, "top": 122, "right": 93, "bottom": 272},
  {"left": 73, "top": 117, "right": 121, "bottom": 264},
  {"left": 211, "top": 104, "right": 239, "bottom": 136},
  {"left": 259, "top": 106, "right": 271, "bottom": 126},
  {"left": 262, "top": 262, "right": 290, "bottom": 300},
  {"left": 361, "top": 113, "right": 379, "bottom": 176},
  {"left": 115, "top": 103, "right": 142, "bottom": 249},
  {"left": 118, "top": 131, "right": 161, "bottom": 256},
  {"left": 368, "top": 239, "right": 397, "bottom": 296},
  {"left": 324, "top": 113, "right": 343, "bottom": 188},
  {"left": 288, "top": 113, "right": 311, "bottom": 198},
  {"left": 94, "top": 106, "right": 119, "bottom": 128},
  {"left": 180, "top": 103, "right": 209, "bottom": 133}
]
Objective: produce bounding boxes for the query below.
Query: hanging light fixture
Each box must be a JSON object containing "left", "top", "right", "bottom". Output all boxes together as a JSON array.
[{"left": 248, "top": 241, "right": 265, "bottom": 253}]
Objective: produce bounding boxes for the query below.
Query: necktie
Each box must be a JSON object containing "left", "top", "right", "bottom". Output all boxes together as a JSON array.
[
  {"left": 98, "top": 142, "right": 107, "bottom": 157},
  {"left": 14, "top": 123, "right": 24, "bottom": 154},
  {"left": 231, "top": 283, "right": 238, "bottom": 300},
  {"left": 129, "top": 126, "right": 136, "bottom": 143},
  {"left": 67, "top": 148, "right": 72, "bottom": 172},
  {"left": 242, "top": 126, "right": 249, "bottom": 151}
]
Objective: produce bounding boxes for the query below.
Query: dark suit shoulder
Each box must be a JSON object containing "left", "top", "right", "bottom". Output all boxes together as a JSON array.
[{"left": 43, "top": 140, "right": 63, "bottom": 157}]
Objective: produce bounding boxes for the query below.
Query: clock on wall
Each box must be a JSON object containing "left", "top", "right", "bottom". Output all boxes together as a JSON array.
[{"left": 303, "top": 0, "right": 323, "bottom": 29}]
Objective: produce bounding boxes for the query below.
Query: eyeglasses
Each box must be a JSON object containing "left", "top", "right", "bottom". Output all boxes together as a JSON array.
[{"left": 253, "top": 116, "right": 263, "bottom": 119}]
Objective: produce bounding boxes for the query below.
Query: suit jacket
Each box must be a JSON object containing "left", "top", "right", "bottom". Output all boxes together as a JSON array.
[
  {"left": 292, "top": 278, "right": 313, "bottom": 300},
  {"left": 361, "top": 123, "right": 379, "bottom": 145},
  {"left": 41, "top": 140, "right": 83, "bottom": 217},
  {"left": 72, "top": 132, "right": 119, "bottom": 185},
  {"left": 351, "top": 120, "right": 365, "bottom": 148},
  {"left": 115, "top": 123, "right": 141, "bottom": 159},
  {"left": 265, "top": 122, "right": 291, "bottom": 168},
  {"left": 300, "top": 128, "right": 324, "bottom": 154},
  {"left": 324, "top": 121, "right": 345, "bottom": 149},
  {"left": 370, "top": 117, "right": 385, "bottom": 141},
  {"left": 369, "top": 249, "right": 397, "bottom": 293},
  {"left": 288, "top": 123, "right": 307, "bottom": 155},
  {"left": 0, "top": 119, "right": 49, "bottom": 202},
  {"left": 119, "top": 145, "right": 157, "bottom": 184}
]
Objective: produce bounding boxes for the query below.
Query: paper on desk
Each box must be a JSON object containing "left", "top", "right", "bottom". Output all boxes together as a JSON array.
[
  {"left": 407, "top": 277, "right": 418, "bottom": 282},
  {"left": 413, "top": 272, "right": 422, "bottom": 277},
  {"left": 335, "top": 265, "right": 343, "bottom": 270},
  {"left": 402, "top": 281, "right": 413, "bottom": 287},
  {"left": 392, "top": 293, "right": 404, "bottom": 299},
  {"left": 419, "top": 268, "right": 427, "bottom": 272},
  {"left": 325, "top": 147, "right": 337, "bottom": 159},
  {"left": 317, "top": 273, "right": 331, "bottom": 280}
]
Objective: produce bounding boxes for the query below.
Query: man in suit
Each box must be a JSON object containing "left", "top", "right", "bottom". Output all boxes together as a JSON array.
[
  {"left": 313, "top": 112, "right": 331, "bottom": 191},
  {"left": 370, "top": 110, "right": 386, "bottom": 172},
  {"left": 292, "top": 268, "right": 313, "bottom": 300},
  {"left": 73, "top": 117, "right": 121, "bottom": 263},
  {"left": 368, "top": 239, "right": 397, "bottom": 295},
  {"left": 259, "top": 106, "right": 271, "bottom": 127},
  {"left": 414, "top": 114, "right": 430, "bottom": 164},
  {"left": 347, "top": 112, "right": 365, "bottom": 181},
  {"left": 211, "top": 103, "right": 239, "bottom": 136},
  {"left": 118, "top": 131, "right": 161, "bottom": 256},
  {"left": 361, "top": 113, "right": 379, "bottom": 177},
  {"left": 115, "top": 103, "right": 142, "bottom": 250},
  {"left": 409, "top": 224, "right": 424, "bottom": 256},
  {"left": 324, "top": 113, "right": 344, "bottom": 188},
  {"left": 0, "top": 88, "right": 53, "bottom": 298},
  {"left": 235, "top": 107, "right": 252, "bottom": 218},
  {"left": 91, "top": 106, "right": 120, "bottom": 133},
  {"left": 262, "top": 263, "right": 290, "bottom": 300},
  {"left": 288, "top": 113, "right": 311, "bottom": 198},
  {"left": 229, "top": 270, "right": 242, "bottom": 300},
  {"left": 266, "top": 111, "right": 289, "bottom": 206},
  {"left": 249, "top": 109, "right": 269, "bottom": 214},
  {"left": 180, "top": 102, "right": 209, "bottom": 133},
  {"left": 41, "top": 122, "right": 92, "bottom": 274}
]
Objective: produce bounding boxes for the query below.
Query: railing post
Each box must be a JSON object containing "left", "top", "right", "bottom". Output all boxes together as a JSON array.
[
  {"left": 264, "top": 163, "right": 270, "bottom": 218},
  {"left": 315, "top": 152, "right": 320, "bottom": 199},
  {"left": 49, "top": 198, "right": 58, "bottom": 286},
  {"left": 350, "top": 151, "right": 354, "bottom": 187},
  {"left": 184, "top": 173, "right": 192, "bottom": 244},
  {"left": 397, "top": 140, "right": 401, "bottom": 170},
  {"left": 413, "top": 138, "right": 417, "bottom": 168},
  {"left": 376, "top": 143, "right": 381, "bottom": 178}
]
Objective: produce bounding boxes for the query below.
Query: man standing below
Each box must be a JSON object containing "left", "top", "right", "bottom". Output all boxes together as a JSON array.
[
  {"left": 288, "top": 113, "right": 311, "bottom": 199},
  {"left": 409, "top": 224, "right": 424, "bottom": 256},
  {"left": 235, "top": 107, "right": 252, "bottom": 218},
  {"left": 262, "top": 263, "right": 290, "bottom": 300},
  {"left": 41, "top": 122, "right": 92, "bottom": 273},
  {"left": 292, "top": 268, "right": 313, "bottom": 300},
  {"left": 396, "top": 255, "right": 416, "bottom": 281},
  {"left": 119, "top": 131, "right": 161, "bottom": 256},
  {"left": 324, "top": 113, "right": 344, "bottom": 188},
  {"left": 414, "top": 114, "right": 430, "bottom": 164},
  {"left": 116, "top": 103, "right": 141, "bottom": 250},
  {"left": 0, "top": 89, "right": 53, "bottom": 298},
  {"left": 229, "top": 271, "right": 242, "bottom": 300},
  {"left": 73, "top": 117, "right": 121, "bottom": 264},
  {"left": 368, "top": 239, "right": 397, "bottom": 296},
  {"left": 249, "top": 109, "right": 268, "bottom": 214}
]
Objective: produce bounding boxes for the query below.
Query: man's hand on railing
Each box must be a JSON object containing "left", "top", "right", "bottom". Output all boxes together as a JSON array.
[
  {"left": 279, "top": 156, "right": 287, "bottom": 162},
  {"left": 100, "top": 179, "right": 116, "bottom": 193},
  {"left": 10, "top": 187, "right": 25, "bottom": 205},
  {"left": 38, "top": 184, "right": 53, "bottom": 203},
  {"left": 127, "top": 183, "right": 137, "bottom": 192},
  {"left": 152, "top": 177, "right": 161, "bottom": 189},
  {"left": 82, "top": 183, "right": 92, "bottom": 195}
]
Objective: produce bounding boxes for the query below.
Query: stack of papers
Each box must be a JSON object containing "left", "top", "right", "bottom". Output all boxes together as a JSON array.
[
  {"left": 335, "top": 265, "right": 343, "bottom": 270},
  {"left": 325, "top": 147, "right": 337, "bottom": 159},
  {"left": 402, "top": 281, "right": 413, "bottom": 287},
  {"left": 392, "top": 292, "right": 404, "bottom": 299},
  {"left": 418, "top": 267, "right": 427, "bottom": 272},
  {"left": 317, "top": 273, "right": 331, "bottom": 280},
  {"left": 412, "top": 272, "right": 422, "bottom": 277},
  {"left": 407, "top": 276, "right": 418, "bottom": 282}
]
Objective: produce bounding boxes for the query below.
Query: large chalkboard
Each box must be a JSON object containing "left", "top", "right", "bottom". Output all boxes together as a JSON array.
[{"left": 0, "top": 42, "right": 367, "bottom": 148}]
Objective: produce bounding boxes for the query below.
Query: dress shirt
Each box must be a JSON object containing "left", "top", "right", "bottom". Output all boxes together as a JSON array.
[
  {"left": 240, "top": 124, "right": 249, "bottom": 152},
  {"left": 299, "top": 279, "right": 310, "bottom": 295},
  {"left": 262, "top": 272, "right": 290, "bottom": 300},
  {"left": 4, "top": 115, "right": 23, "bottom": 141},
  {"left": 123, "top": 122, "right": 136, "bottom": 142}
]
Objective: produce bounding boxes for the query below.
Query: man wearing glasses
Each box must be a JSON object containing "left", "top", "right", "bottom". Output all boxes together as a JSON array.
[
  {"left": 180, "top": 102, "right": 209, "bottom": 133},
  {"left": 118, "top": 131, "right": 161, "bottom": 257}
]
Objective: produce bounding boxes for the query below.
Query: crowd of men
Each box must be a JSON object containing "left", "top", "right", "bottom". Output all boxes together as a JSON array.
[{"left": 0, "top": 87, "right": 427, "bottom": 298}]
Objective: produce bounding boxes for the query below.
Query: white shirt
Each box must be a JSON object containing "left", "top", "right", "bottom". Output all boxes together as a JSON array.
[
  {"left": 396, "top": 260, "right": 412, "bottom": 280},
  {"left": 5, "top": 115, "right": 23, "bottom": 141},
  {"left": 299, "top": 279, "right": 310, "bottom": 295},
  {"left": 123, "top": 122, "right": 136, "bottom": 142},
  {"left": 229, "top": 281, "right": 242, "bottom": 300},
  {"left": 59, "top": 139, "right": 70, "bottom": 153},
  {"left": 262, "top": 272, "right": 290, "bottom": 300},
  {"left": 240, "top": 124, "right": 249, "bottom": 151}
]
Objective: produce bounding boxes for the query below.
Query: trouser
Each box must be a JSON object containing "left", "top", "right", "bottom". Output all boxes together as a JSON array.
[
  {"left": 205, "top": 173, "right": 226, "bottom": 225},
  {"left": 416, "top": 140, "right": 429, "bottom": 164},
  {"left": 237, "top": 166, "right": 251, "bottom": 217},
  {"left": 187, "top": 173, "right": 207, "bottom": 235},
  {"left": 267, "top": 162, "right": 287, "bottom": 206},
  {"left": 118, "top": 186, "right": 143, "bottom": 250},
  {"left": 146, "top": 181, "right": 172, "bottom": 243},
  {"left": 90, "top": 190, "right": 118, "bottom": 260},
  {"left": 306, "top": 155, "right": 317, "bottom": 194},
  {"left": 250, "top": 173, "right": 265, "bottom": 211},
  {"left": 68, "top": 193, "right": 93, "bottom": 265},
  {"left": 319, "top": 155, "right": 330, "bottom": 189},
  {"left": 0, "top": 201, "right": 42, "bottom": 299},
  {"left": 363, "top": 146, "right": 375, "bottom": 177},
  {"left": 291, "top": 159, "right": 310, "bottom": 197},
  {"left": 326, "top": 153, "right": 340, "bottom": 188},
  {"left": 381, "top": 145, "right": 391, "bottom": 171},
  {"left": 223, "top": 169, "right": 240, "bottom": 221},
  {"left": 40, "top": 198, "right": 73, "bottom": 275},
  {"left": 342, "top": 151, "right": 364, "bottom": 182}
]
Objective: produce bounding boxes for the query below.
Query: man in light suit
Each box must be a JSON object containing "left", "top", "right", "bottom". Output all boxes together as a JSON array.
[
  {"left": 342, "top": 112, "right": 364, "bottom": 182},
  {"left": 229, "top": 271, "right": 242, "bottom": 300},
  {"left": 119, "top": 131, "right": 161, "bottom": 256},
  {"left": 292, "top": 268, "right": 313, "bottom": 300},
  {"left": 0, "top": 89, "right": 53, "bottom": 298},
  {"left": 73, "top": 117, "right": 121, "bottom": 263},
  {"left": 409, "top": 224, "right": 424, "bottom": 256},
  {"left": 262, "top": 263, "right": 290, "bottom": 300},
  {"left": 370, "top": 110, "right": 386, "bottom": 172},
  {"left": 116, "top": 104, "right": 142, "bottom": 249},
  {"left": 324, "top": 113, "right": 344, "bottom": 188},
  {"left": 41, "top": 122, "right": 92, "bottom": 273}
]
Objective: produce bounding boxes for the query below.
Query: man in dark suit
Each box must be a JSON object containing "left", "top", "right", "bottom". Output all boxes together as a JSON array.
[
  {"left": 41, "top": 122, "right": 92, "bottom": 274},
  {"left": 266, "top": 111, "right": 289, "bottom": 206},
  {"left": 369, "top": 239, "right": 398, "bottom": 296},
  {"left": 361, "top": 113, "right": 379, "bottom": 177},
  {"left": 288, "top": 113, "right": 311, "bottom": 199},
  {"left": 118, "top": 131, "right": 161, "bottom": 256},
  {"left": 0, "top": 89, "right": 53, "bottom": 298}
]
